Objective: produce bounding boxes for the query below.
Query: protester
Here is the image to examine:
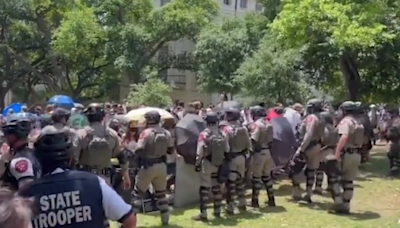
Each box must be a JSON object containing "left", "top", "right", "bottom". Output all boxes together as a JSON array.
[{"left": 0, "top": 188, "right": 33, "bottom": 228}]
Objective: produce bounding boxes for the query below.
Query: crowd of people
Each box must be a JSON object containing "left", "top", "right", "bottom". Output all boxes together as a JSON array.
[{"left": 0, "top": 97, "right": 398, "bottom": 228}]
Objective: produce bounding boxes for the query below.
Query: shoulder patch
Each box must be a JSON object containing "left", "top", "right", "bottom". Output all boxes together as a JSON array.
[{"left": 15, "top": 159, "right": 28, "bottom": 173}]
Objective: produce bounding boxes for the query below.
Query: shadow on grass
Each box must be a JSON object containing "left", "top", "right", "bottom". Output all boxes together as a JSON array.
[
  {"left": 296, "top": 200, "right": 380, "bottom": 220},
  {"left": 357, "top": 153, "right": 390, "bottom": 181},
  {"left": 206, "top": 210, "right": 264, "bottom": 226}
]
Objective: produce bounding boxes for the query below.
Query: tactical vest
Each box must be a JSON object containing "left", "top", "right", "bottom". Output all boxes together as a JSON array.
[
  {"left": 314, "top": 113, "right": 326, "bottom": 141},
  {"left": 21, "top": 170, "right": 106, "bottom": 228},
  {"left": 145, "top": 128, "right": 168, "bottom": 158},
  {"left": 205, "top": 129, "right": 226, "bottom": 166},
  {"left": 352, "top": 118, "right": 365, "bottom": 148},
  {"left": 228, "top": 124, "right": 248, "bottom": 152},
  {"left": 254, "top": 119, "right": 273, "bottom": 150},
  {"left": 322, "top": 124, "right": 338, "bottom": 147},
  {"left": 1, "top": 146, "right": 41, "bottom": 190},
  {"left": 81, "top": 125, "right": 112, "bottom": 167}
]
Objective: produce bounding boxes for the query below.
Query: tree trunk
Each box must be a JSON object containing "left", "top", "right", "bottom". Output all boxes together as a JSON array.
[
  {"left": 340, "top": 52, "right": 361, "bottom": 100},
  {"left": 0, "top": 87, "right": 9, "bottom": 110}
]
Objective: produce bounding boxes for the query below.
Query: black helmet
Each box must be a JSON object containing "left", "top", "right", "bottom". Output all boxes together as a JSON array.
[
  {"left": 144, "top": 110, "right": 161, "bottom": 124},
  {"left": 204, "top": 112, "right": 219, "bottom": 124},
  {"left": 34, "top": 125, "right": 71, "bottom": 163},
  {"left": 2, "top": 113, "right": 32, "bottom": 139},
  {"left": 320, "top": 111, "right": 333, "bottom": 125},
  {"left": 225, "top": 108, "right": 240, "bottom": 121},
  {"left": 51, "top": 107, "right": 70, "bottom": 123},
  {"left": 84, "top": 103, "right": 105, "bottom": 122},
  {"left": 340, "top": 101, "right": 357, "bottom": 111},
  {"left": 250, "top": 105, "right": 266, "bottom": 118},
  {"left": 306, "top": 98, "right": 324, "bottom": 113}
]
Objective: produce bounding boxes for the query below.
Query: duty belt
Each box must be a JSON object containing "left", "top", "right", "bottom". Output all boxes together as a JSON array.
[
  {"left": 138, "top": 156, "right": 166, "bottom": 169},
  {"left": 229, "top": 150, "right": 247, "bottom": 158},
  {"left": 81, "top": 165, "right": 112, "bottom": 176}
]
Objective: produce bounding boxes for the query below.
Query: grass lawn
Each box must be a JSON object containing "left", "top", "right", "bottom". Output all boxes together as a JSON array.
[{"left": 118, "top": 145, "right": 400, "bottom": 228}]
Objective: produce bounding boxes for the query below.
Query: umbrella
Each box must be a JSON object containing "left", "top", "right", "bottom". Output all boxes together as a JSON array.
[
  {"left": 48, "top": 95, "right": 74, "bottom": 108},
  {"left": 215, "top": 101, "right": 242, "bottom": 111},
  {"left": 125, "top": 107, "right": 175, "bottom": 125},
  {"left": 2, "top": 103, "right": 24, "bottom": 116},
  {"left": 175, "top": 114, "right": 206, "bottom": 165},
  {"left": 68, "top": 113, "right": 90, "bottom": 129},
  {"left": 270, "top": 117, "right": 297, "bottom": 169}
]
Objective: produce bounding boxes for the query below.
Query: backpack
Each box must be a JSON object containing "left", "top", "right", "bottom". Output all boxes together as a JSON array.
[
  {"left": 86, "top": 125, "right": 111, "bottom": 157},
  {"left": 148, "top": 129, "right": 169, "bottom": 158},
  {"left": 229, "top": 125, "right": 249, "bottom": 151},
  {"left": 206, "top": 130, "right": 226, "bottom": 166}
]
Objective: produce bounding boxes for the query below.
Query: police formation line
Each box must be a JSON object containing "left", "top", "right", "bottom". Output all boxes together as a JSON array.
[
  {"left": 193, "top": 99, "right": 366, "bottom": 220},
  {"left": 0, "top": 100, "right": 383, "bottom": 228}
]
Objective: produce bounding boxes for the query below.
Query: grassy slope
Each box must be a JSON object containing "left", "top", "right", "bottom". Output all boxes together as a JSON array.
[{"left": 118, "top": 145, "right": 400, "bottom": 228}]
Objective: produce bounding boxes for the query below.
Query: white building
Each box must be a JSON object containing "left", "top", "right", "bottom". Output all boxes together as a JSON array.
[{"left": 119, "top": 0, "right": 262, "bottom": 104}]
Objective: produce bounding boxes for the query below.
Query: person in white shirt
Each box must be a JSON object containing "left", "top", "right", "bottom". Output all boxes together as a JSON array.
[{"left": 284, "top": 103, "right": 303, "bottom": 135}]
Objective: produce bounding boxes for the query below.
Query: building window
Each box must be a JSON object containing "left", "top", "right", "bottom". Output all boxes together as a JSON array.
[
  {"left": 240, "top": 0, "right": 247, "bottom": 8},
  {"left": 223, "top": 0, "right": 231, "bottom": 5},
  {"left": 161, "top": 0, "right": 170, "bottom": 6},
  {"left": 255, "top": 2, "right": 263, "bottom": 11}
]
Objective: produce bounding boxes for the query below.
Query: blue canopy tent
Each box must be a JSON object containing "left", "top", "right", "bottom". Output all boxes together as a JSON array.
[
  {"left": 48, "top": 95, "right": 74, "bottom": 109},
  {"left": 2, "top": 103, "right": 24, "bottom": 116}
]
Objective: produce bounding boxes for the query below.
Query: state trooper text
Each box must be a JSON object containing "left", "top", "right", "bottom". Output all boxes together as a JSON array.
[{"left": 33, "top": 191, "right": 92, "bottom": 228}]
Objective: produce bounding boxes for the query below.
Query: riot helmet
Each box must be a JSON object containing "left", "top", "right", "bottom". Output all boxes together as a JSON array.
[
  {"left": 250, "top": 105, "right": 266, "bottom": 119},
  {"left": 51, "top": 107, "right": 70, "bottom": 124},
  {"left": 84, "top": 103, "right": 105, "bottom": 122},
  {"left": 2, "top": 113, "right": 32, "bottom": 147},
  {"left": 144, "top": 110, "right": 161, "bottom": 125},
  {"left": 224, "top": 108, "right": 240, "bottom": 121},
  {"left": 339, "top": 101, "right": 357, "bottom": 116},
  {"left": 306, "top": 98, "right": 324, "bottom": 114},
  {"left": 34, "top": 125, "right": 71, "bottom": 173},
  {"left": 204, "top": 112, "right": 219, "bottom": 125},
  {"left": 320, "top": 111, "right": 334, "bottom": 125}
]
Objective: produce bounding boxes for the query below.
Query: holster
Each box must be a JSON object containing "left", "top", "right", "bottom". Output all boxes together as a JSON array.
[
  {"left": 217, "top": 160, "right": 230, "bottom": 184},
  {"left": 289, "top": 153, "right": 306, "bottom": 175},
  {"left": 320, "top": 155, "right": 340, "bottom": 176}
]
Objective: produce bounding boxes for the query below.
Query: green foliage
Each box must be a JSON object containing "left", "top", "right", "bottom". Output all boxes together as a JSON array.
[
  {"left": 195, "top": 13, "right": 269, "bottom": 94},
  {"left": 0, "top": 0, "right": 217, "bottom": 106},
  {"left": 125, "top": 69, "right": 172, "bottom": 108},
  {"left": 235, "top": 33, "right": 312, "bottom": 104}
]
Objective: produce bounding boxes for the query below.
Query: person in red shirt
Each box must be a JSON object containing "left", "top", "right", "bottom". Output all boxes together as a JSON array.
[{"left": 266, "top": 107, "right": 284, "bottom": 122}]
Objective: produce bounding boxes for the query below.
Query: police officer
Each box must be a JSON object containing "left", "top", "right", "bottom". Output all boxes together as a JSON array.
[
  {"left": 249, "top": 105, "right": 275, "bottom": 208},
  {"left": 192, "top": 112, "right": 229, "bottom": 221},
  {"left": 20, "top": 125, "right": 137, "bottom": 228},
  {"left": 133, "top": 110, "right": 174, "bottom": 225},
  {"left": 333, "top": 101, "right": 364, "bottom": 214},
  {"left": 387, "top": 125, "right": 400, "bottom": 176},
  {"left": 314, "top": 111, "right": 339, "bottom": 195},
  {"left": 0, "top": 113, "right": 41, "bottom": 191},
  {"left": 222, "top": 108, "right": 252, "bottom": 214},
  {"left": 291, "top": 98, "right": 325, "bottom": 202},
  {"left": 354, "top": 103, "right": 373, "bottom": 164},
  {"left": 74, "top": 103, "right": 130, "bottom": 188},
  {"left": 52, "top": 107, "right": 76, "bottom": 141}
]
